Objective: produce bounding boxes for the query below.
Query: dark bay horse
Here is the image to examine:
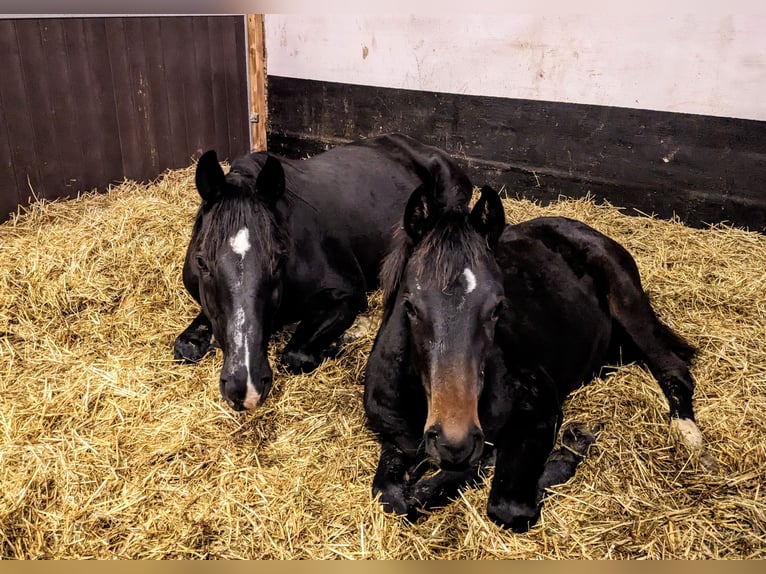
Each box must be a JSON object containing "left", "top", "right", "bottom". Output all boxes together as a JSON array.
[
  {"left": 364, "top": 182, "right": 707, "bottom": 532},
  {"left": 174, "top": 134, "right": 473, "bottom": 411}
]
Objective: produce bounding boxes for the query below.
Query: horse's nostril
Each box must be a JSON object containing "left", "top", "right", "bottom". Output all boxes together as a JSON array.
[
  {"left": 424, "top": 424, "right": 485, "bottom": 470},
  {"left": 226, "top": 397, "right": 245, "bottom": 411},
  {"left": 220, "top": 376, "right": 245, "bottom": 408}
]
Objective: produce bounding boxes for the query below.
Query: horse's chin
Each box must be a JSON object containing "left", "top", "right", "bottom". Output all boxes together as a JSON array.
[
  {"left": 225, "top": 398, "right": 247, "bottom": 412},
  {"left": 223, "top": 391, "right": 265, "bottom": 411}
]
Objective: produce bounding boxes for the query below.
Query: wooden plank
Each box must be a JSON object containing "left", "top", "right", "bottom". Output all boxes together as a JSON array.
[
  {"left": 81, "top": 18, "right": 123, "bottom": 190},
  {"left": 159, "top": 17, "right": 192, "bottom": 168},
  {"left": 246, "top": 14, "right": 267, "bottom": 152},
  {"left": 0, "top": 80, "right": 19, "bottom": 219},
  {"left": 225, "top": 16, "right": 250, "bottom": 159},
  {"left": 136, "top": 16, "right": 173, "bottom": 172},
  {"left": 0, "top": 89, "right": 18, "bottom": 219},
  {"left": 122, "top": 17, "right": 159, "bottom": 175},
  {"left": 43, "top": 18, "right": 86, "bottom": 199},
  {"left": 174, "top": 15, "right": 204, "bottom": 161},
  {"left": 62, "top": 17, "right": 107, "bottom": 194},
  {"left": 205, "top": 15, "right": 250, "bottom": 160},
  {"left": 14, "top": 19, "right": 62, "bottom": 202},
  {"left": 267, "top": 76, "right": 766, "bottom": 232},
  {"left": 206, "top": 17, "right": 233, "bottom": 158},
  {"left": 189, "top": 16, "right": 215, "bottom": 160},
  {"left": 106, "top": 17, "right": 153, "bottom": 181},
  {"left": 0, "top": 20, "right": 35, "bottom": 217}
]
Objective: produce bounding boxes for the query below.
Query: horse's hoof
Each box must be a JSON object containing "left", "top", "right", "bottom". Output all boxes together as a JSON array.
[
  {"left": 173, "top": 336, "right": 212, "bottom": 363},
  {"left": 281, "top": 349, "right": 319, "bottom": 374},
  {"left": 340, "top": 315, "right": 375, "bottom": 345},
  {"left": 669, "top": 418, "right": 719, "bottom": 471},
  {"left": 561, "top": 422, "right": 602, "bottom": 457},
  {"left": 670, "top": 418, "right": 703, "bottom": 451},
  {"left": 373, "top": 484, "right": 411, "bottom": 517},
  {"left": 486, "top": 499, "right": 541, "bottom": 533}
]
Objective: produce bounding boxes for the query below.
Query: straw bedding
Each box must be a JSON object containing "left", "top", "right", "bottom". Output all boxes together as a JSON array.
[{"left": 0, "top": 165, "right": 764, "bottom": 559}]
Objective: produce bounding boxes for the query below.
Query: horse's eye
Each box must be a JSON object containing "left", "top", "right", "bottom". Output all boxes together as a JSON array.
[
  {"left": 195, "top": 255, "right": 209, "bottom": 273},
  {"left": 272, "top": 252, "right": 287, "bottom": 274},
  {"left": 403, "top": 299, "right": 418, "bottom": 320}
]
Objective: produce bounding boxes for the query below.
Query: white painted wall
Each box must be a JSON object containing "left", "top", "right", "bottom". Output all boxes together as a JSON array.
[{"left": 264, "top": 14, "right": 766, "bottom": 121}]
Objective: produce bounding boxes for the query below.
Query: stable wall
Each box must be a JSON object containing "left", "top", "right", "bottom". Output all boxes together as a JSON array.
[{"left": 264, "top": 14, "right": 766, "bottom": 231}]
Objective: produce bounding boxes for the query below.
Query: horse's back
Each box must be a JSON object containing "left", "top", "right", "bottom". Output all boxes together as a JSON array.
[
  {"left": 495, "top": 219, "right": 615, "bottom": 393},
  {"left": 289, "top": 133, "right": 472, "bottom": 208},
  {"left": 283, "top": 134, "right": 472, "bottom": 289},
  {"left": 350, "top": 133, "right": 473, "bottom": 209},
  {"left": 501, "top": 216, "right": 643, "bottom": 287},
  {"left": 498, "top": 216, "right": 695, "bottom": 374},
  {"left": 497, "top": 216, "right": 628, "bottom": 312}
]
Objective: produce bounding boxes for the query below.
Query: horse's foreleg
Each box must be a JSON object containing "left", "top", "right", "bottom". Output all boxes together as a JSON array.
[
  {"left": 487, "top": 413, "right": 559, "bottom": 532},
  {"left": 372, "top": 441, "right": 422, "bottom": 518},
  {"left": 281, "top": 289, "right": 366, "bottom": 373},
  {"left": 173, "top": 310, "right": 214, "bottom": 363},
  {"left": 406, "top": 448, "right": 494, "bottom": 521}
]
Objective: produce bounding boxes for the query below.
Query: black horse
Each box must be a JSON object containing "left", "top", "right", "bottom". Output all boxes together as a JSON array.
[
  {"left": 174, "top": 134, "right": 473, "bottom": 411},
  {"left": 364, "top": 181, "right": 707, "bottom": 532}
]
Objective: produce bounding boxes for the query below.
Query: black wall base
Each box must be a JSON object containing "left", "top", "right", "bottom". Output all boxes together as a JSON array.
[{"left": 267, "top": 76, "right": 766, "bottom": 232}]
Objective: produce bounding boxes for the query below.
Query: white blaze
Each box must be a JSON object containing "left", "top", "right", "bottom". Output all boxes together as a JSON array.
[
  {"left": 229, "top": 227, "right": 251, "bottom": 257},
  {"left": 231, "top": 286, "right": 260, "bottom": 410},
  {"left": 463, "top": 268, "right": 477, "bottom": 294}
]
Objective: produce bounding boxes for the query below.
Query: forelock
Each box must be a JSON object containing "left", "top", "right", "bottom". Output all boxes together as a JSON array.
[
  {"left": 199, "top": 193, "right": 283, "bottom": 263},
  {"left": 409, "top": 216, "right": 490, "bottom": 291}
]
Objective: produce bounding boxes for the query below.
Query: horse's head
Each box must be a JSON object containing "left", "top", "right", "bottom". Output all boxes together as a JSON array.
[
  {"left": 397, "top": 184, "right": 506, "bottom": 470},
  {"left": 190, "top": 150, "right": 289, "bottom": 411}
]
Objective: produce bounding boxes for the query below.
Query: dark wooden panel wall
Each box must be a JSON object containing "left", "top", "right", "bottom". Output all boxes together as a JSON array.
[
  {"left": 0, "top": 16, "right": 250, "bottom": 222},
  {"left": 267, "top": 76, "right": 766, "bottom": 233}
]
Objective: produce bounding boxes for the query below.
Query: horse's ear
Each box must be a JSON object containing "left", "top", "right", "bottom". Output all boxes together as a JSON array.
[
  {"left": 196, "top": 150, "right": 225, "bottom": 203},
  {"left": 469, "top": 185, "right": 506, "bottom": 248},
  {"left": 403, "top": 184, "right": 438, "bottom": 243},
  {"left": 255, "top": 154, "right": 286, "bottom": 204}
]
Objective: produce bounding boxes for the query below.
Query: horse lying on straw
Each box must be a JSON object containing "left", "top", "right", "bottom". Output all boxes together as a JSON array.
[{"left": 364, "top": 180, "right": 710, "bottom": 532}]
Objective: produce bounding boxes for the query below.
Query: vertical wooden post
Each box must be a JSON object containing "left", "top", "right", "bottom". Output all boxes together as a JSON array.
[{"left": 246, "top": 14, "right": 267, "bottom": 152}]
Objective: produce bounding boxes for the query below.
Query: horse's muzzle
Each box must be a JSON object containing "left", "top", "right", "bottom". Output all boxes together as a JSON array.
[
  {"left": 424, "top": 423, "right": 485, "bottom": 471},
  {"left": 219, "top": 373, "right": 271, "bottom": 411}
]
